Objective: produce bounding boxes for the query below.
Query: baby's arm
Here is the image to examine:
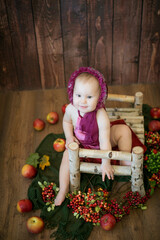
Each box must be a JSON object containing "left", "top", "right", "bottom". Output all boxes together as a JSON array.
[
  {"left": 97, "top": 108, "right": 114, "bottom": 181},
  {"left": 63, "top": 104, "right": 79, "bottom": 146}
]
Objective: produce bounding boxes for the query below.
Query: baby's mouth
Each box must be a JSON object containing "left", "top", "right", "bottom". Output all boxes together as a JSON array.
[{"left": 79, "top": 105, "right": 88, "bottom": 109}]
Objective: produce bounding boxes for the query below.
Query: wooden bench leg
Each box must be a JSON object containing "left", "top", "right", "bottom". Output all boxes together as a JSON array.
[
  {"left": 134, "top": 92, "right": 143, "bottom": 112},
  {"left": 68, "top": 142, "right": 80, "bottom": 192},
  {"left": 68, "top": 143, "right": 146, "bottom": 197},
  {"left": 131, "top": 146, "right": 145, "bottom": 197}
]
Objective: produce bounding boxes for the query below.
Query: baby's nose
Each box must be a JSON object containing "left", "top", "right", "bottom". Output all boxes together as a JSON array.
[{"left": 81, "top": 97, "right": 87, "bottom": 104}]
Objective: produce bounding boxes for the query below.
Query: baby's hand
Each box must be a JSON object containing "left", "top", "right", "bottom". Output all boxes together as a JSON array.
[
  {"left": 66, "top": 136, "right": 79, "bottom": 148},
  {"left": 101, "top": 160, "right": 114, "bottom": 181}
]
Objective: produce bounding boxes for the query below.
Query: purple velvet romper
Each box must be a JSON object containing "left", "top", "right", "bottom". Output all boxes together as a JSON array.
[
  {"left": 74, "top": 110, "right": 102, "bottom": 163},
  {"left": 74, "top": 110, "right": 146, "bottom": 164},
  {"left": 74, "top": 110, "right": 99, "bottom": 149}
]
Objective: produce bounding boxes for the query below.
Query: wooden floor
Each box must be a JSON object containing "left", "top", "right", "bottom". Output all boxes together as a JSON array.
[{"left": 0, "top": 83, "right": 160, "bottom": 240}]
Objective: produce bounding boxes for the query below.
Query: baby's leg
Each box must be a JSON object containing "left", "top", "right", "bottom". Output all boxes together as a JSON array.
[
  {"left": 110, "top": 124, "right": 132, "bottom": 165},
  {"left": 54, "top": 149, "right": 70, "bottom": 206}
]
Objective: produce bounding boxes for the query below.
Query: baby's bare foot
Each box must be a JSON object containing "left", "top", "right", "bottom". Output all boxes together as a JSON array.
[{"left": 54, "top": 191, "right": 66, "bottom": 206}]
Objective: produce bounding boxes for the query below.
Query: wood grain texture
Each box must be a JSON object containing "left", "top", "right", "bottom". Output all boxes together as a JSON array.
[
  {"left": 112, "top": 0, "right": 142, "bottom": 85},
  {"left": 61, "top": 0, "right": 88, "bottom": 83},
  {"left": 139, "top": 0, "right": 160, "bottom": 83},
  {"left": 5, "top": 0, "right": 41, "bottom": 90},
  {"left": 0, "top": 83, "right": 160, "bottom": 240},
  {"left": 88, "top": 0, "right": 113, "bottom": 84},
  {"left": 32, "top": 0, "right": 65, "bottom": 89},
  {"left": 0, "top": 0, "right": 18, "bottom": 90},
  {"left": 0, "top": 1, "right": 160, "bottom": 91}
]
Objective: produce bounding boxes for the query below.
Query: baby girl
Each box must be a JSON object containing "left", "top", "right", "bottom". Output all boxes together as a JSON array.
[{"left": 55, "top": 67, "right": 132, "bottom": 206}]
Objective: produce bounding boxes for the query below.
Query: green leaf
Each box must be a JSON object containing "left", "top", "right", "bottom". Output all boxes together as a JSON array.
[
  {"left": 43, "top": 181, "right": 48, "bottom": 186},
  {"left": 26, "top": 153, "right": 40, "bottom": 168},
  {"left": 150, "top": 180, "right": 156, "bottom": 187},
  {"left": 95, "top": 206, "right": 101, "bottom": 213},
  {"left": 51, "top": 204, "right": 55, "bottom": 210},
  {"left": 97, "top": 191, "right": 102, "bottom": 196},
  {"left": 56, "top": 187, "right": 59, "bottom": 192},
  {"left": 38, "top": 181, "right": 45, "bottom": 189},
  {"left": 150, "top": 188, "right": 155, "bottom": 196},
  {"left": 141, "top": 205, "right": 147, "bottom": 210},
  {"left": 47, "top": 207, "right": 52, "bottom": 212}
]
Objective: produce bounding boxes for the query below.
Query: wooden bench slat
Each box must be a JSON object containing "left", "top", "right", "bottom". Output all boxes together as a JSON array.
[
  {"left": 108, "top": 94, "right": 135, "bottom": 103},
  {"left": 109, "top": 116, "right": 144, "bottom": 124},
  {"left": 106, "top": 108, "right": 141, "bottom": 113},
  {"left": 108, "top": 111, "right": 140, "bottom": 116},
  {"left": 80, "top": 162, "right": 131, "bottom": 176}
]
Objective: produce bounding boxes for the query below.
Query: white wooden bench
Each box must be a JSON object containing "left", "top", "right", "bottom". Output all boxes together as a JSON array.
[
  {"left": 107, "top": 92, "right": 144, "bottom": 143},
  {"left": 68, "top": 92, "right": 145, "bottom": 197}
]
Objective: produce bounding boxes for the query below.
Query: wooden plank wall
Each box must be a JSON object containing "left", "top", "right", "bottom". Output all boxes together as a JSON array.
[{"left": 0, "top": 0, "right": 160, "bottom": 91}]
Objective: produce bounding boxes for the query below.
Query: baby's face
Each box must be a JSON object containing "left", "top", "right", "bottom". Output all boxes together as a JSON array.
[{"left": 73, "top": 76, "right": 100, "bottom": 114}]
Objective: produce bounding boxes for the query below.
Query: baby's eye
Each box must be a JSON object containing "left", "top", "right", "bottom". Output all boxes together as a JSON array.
[
  {"left": 77, "top": 94, "right": 81, "bottom": 97},
  {"left": 87, "top": 96, "right": 92, "bottom": 99}
]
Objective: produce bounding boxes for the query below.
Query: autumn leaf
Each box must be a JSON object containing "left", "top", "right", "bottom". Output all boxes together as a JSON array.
[{"left": 26, "top": 153, "right": 40, "bottom": 168}]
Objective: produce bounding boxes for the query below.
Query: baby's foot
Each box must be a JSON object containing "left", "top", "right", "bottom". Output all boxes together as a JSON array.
[{"left": 54, "top": 191, "right": 66, "bottom": 206}]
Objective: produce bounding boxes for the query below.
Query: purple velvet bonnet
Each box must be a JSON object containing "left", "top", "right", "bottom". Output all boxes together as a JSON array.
[{"left": 67, "top": 67, "right": 108, "bottom": 110}]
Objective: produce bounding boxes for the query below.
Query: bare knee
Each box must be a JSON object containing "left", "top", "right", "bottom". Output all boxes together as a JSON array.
[
  {"left": 118, "top": 125, "right": 132, "bottom": 152},
  {"left": 111, "top": 124, "right": 132, "bottom": 152},
  {"left": 121, "top": 125, "right": 132, "bottom": 139}
]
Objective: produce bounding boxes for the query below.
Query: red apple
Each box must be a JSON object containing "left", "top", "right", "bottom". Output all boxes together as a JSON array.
[
  {"left": 150, "top": 107, "right": 160, "bottom": 119},
  {"left": 53, "top": 138, "right": 66, "bottom": 152},
  {"left": 62, "top": 104, "right": 68, "bottom": 114},
  {"left": 100, "top": 214, "right": 116, "bottom": 231},
  {"left": 26, "top": 216, "right": 44, "bottom": 234},
  {"left": 33, "top": 118, "right": 45, "bottom": 131},
  {"left": 17, "top": 199, "right": 33, "bottom": 213},
  {"left": 21, "top": 164, "right": 37, "bottom": 179},
  {"left": 47, "top": 111, "right": 59, "bottom": 124},
  {"left": 148, "top": 120, "right": 160, "bottom": 131}
]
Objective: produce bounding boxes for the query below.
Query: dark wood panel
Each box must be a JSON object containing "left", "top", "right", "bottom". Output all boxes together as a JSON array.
[
  {"left": 88, "top": 0, "right": 113, "bottom": 84},
  {"left": 0, "top": 0, "right": 160, "bottom": 91},
  {"left": 112, "top": 0, "right": 142, "bottom": 85},
  {"left": 0, "top": 0, "right": 18, "bottom": 90},
  {"left": 32, "top": 0, "right": 65, "bottom": 89},
  {"left": 139, "top": 0, "right": 160, "bottom": 83},
  {"left": 5, "top": 0, "right": 41, "bottom": 90},
  {"left": 61, "top": 0, "right": 88, "bottom": 84}
]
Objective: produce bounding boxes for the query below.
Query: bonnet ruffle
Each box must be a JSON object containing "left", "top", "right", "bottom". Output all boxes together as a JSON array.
[{"left": 67, "top": 67, "right": 108, "bottom": 110}]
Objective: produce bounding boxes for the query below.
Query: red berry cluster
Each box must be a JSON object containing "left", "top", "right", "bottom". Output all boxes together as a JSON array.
[
  {"left": 107, "top": 199, "right": 129, "bottom": 222},
  {"left": 145, "top": 131, "right": 160, "bottom": 150},
  {"left": 42, "top": 182, "right": 55, "bottom": 203},
  {"left": 104, "top": 192, "right": 150, "bottom": 222},
  {"left": 67, "top": 188, "right": 151, "bottom": 225},
  {"left": 38, "top": 181, "right": 59, "bottom": 212},
  {"left": 149, "top": 170, "right": 160, "bottom": 186},
  {"left": 123, "top": 191, "right": 150, "bottom": 209},
  {"left": 67, "top": 188, "right": 109, "bottom": 225}
]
